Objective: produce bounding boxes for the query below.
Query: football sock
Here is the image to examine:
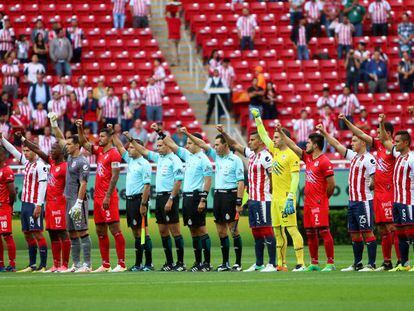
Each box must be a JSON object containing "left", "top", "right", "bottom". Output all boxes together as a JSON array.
[
  {"left": 254, "top": 237, "right": 265, "bottom": 266},
  {"left": 61, "top": 237, "right": 71, "bottom": 268},
  {"left": 351, "top": 236, "right": 364, "bottom": 265},
  {"left": 71, "top": 237, "right": 81, "bottom": 267},
  {"left": 265, "top": 234, "right": 277, "bottom": 266},
  {"left": 398, "top": 231, "right": 410, "bottom": 266},
  {"left": 319, "top": 228, "right": 334, "bottom": 264},
  {"left": 393, "top": 231, "right": 401, "bottom": 261},
  {"left": 200, "top": 234, "right": 211, "bottom": 264},
  {"left": 287, "top": 226, "right": 305, "bottom": 266},
  {"left": 275, "top": 226, "right": 287, "bottom": 266},
  {"left": 220, "top": 236, "right": 230, "bottom": 265},
  {"left": 134, "top": 237, "right": 143, "bottom": 267},
  {"left": 233, "top": 235, "right": 242, "bottom": 266},
  {"left": 381, "top": 231, "right": 392, "bottom": 262},
  {"left": 192, "top": 236, "right": 202, "bottom": 264},
  {"left": 0, "top": 237, "right": 4, "bottom": 267},
  {"left": 113, "top": 231, "right": 126, "bottom": 267},
  {"left": 51, "top": 240, "right": 61, "bottom": 268},
  {"left": 365, "top": 236, "right": 377, "bottom": 267},
  {"left": 306, "top": 229, "right": 319, "bottom": 265},
  {"left": 97, "top": 235, "right": 110, "bottom": 268},
  {"left": 174, "top": 235, "right": 184, "bottom": 263},
  {"left": 4, "top": 235, "right": 16, "bottom": 267},
  {"left": 161, "top": 236, "right": 173, "bottom": 264},
  {"left": 25, "top": 237, "right": 37, "bottom": 266},
  {"left": 80, "top": 234, "right": 92, "bottom": 267},
  {"left": 37, "top": 237, "right": 48, "bottom": 268},
  {"left": 144, "top": 235, "right": 153, "bottom": 266}
]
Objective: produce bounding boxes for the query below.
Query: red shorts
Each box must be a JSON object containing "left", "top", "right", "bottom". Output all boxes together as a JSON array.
[
  {"left": 0, "top": 203, "right": 13, "bottom": 234},
  {"left": 374, "top": 192, "right": 393, "bottom": 224},
  {"left": 45, "top": 197, "right": 67, "bottom": 230},
  {"left": 304, "top": 205, "right": 329, "bottom": 228},
  {"left": 94, "top": 195, "right": 120, "bottom": 224}
]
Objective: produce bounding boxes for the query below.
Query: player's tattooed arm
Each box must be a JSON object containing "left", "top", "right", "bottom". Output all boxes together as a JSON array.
[
  {"left": 123, "top": 131, "right": 149, "bottom": 158},
  {"left": 108, "top": 124, "right": 127, "bottom": 156},
  {"left": 216, "top": 124, "right": 245, "bottom": 155},
  {"left": 378, "top": 114, "right": 393, "bottom": 151},
  {"left": 16, "top": 132, "right": 49, "bottom": 164},
  {"left": 326, "top": 175, "right": 335, "bottom": 198},
  {"left": 7, "top": 181, "right": 16, "bottom": 207},
  {"left": 180, "top": 126, "right": 211, "bottom": 152},
  {"left": 103, "top": 163, "right": 121, "bottom": 210},
  {"left": 276, "top": 123, "right": 303, "bottom": 159},
  {"left": 75, "top": 119, "right": 93, "bottom": 153},
  {"left": 316, "top": 124, "right": 347, "bottom": 157},
  {"left": 338, "top": 113, "right": 373, "bottom": 147}
]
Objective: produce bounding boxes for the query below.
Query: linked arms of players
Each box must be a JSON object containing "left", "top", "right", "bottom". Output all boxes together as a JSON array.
[
  {"left": 316, "top": 124, "right": 347, "bottom": 157},
  {"left": 216, "top": 124, "right": 245, "bottom": 155},
  {"left": 378, "top": 114, "right": 394, "bottom": 151},
  {"left": 0, "top": 133, "right": 27, "bottom": 164},
  {"left": 338, "top": 114, "right": 373, "bottom": 147},
  {"left": 123, "top": 131, "right": 149, "bottom": 158},
  {"left": 275, "top": 123, "right": 304, "bottom": 159}
]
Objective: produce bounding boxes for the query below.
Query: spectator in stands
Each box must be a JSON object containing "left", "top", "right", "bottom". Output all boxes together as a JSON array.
[
  {"left": 208, "top": 49, "right": 222, "bottom": 75},
  {"left": 32, "top": 102, "right": 48, "bottom": 135},
  {"left": 15, "top": 34, "right": 29, "bottom": 63},
  {"left": 66, "top": 92, "right": 82, "bottom": 131},
  {"left": 316, "top": 86, "right": 335, "bottom": 115},
  {"left": 294, "top": 109, "right": 314, "bottom": 149},
  {"left": 247, "top": 77, "right": 265, "bottom": 120},
  {"left": 1, "top": 55, "right": 19, "bottom": 99},
  {"left": 28, "top": 73, "right": 52, "bottom": 109},
  {"left": 335, "top": 16, "right": 354, "bottom": 59},
  {"left": 204, "top": 69, "right": 228, "bottom": 124},
  {"left": 291, "top": 18, "right": 311, "bottom": 60},
  {"left": 289, "top": 0, "right": 305, "bottom": 26},
  {"left": 398, "top": 51, "right": 414, "bottom": 93},
  {"left": 0, "top": 12, "right": 4, "bottom": 30},
  {"left": 324, "top": 0, "right": 342, "bottom": 37},
  {"left": 148, "top": 121, "right": 170, "bottom": 149},
  {"left": 371, "top": 46, "right": 388, "bottom": 63},
  {"left": 17, "top": 96, "right": 32, "bottom": 124},
  {"left": 354, "top": 41, "right": 370, "bottom": 82},
  {"left": 304, "top": 0, "right": 322, "bottom": 37},
  {"left": 366, "top": 50, "right": 388, "bottom": 93},
  {"left": 50, "top": 28, "right": 73, "bottom": 77},
  {"left": 143, "top": 77, "right": 164, "bottom": 122},
  {"left": 93, "top": 77, "right": 107, "bottom": 100},
  {"left": 254, "top": 66, "right": 266, "bottom": 90},
  {"left": 128, "top": 79, "right": 142, "bottom": 119},
  {"left": 9, "top": 105, "right": 29, "bottom": 135},
  {"left": 153, "top": 58, "right": 166, "bottom": 91},
  {"left": 321, "top": 104, "right": 337, "bottom": 152},
  {"left": 112, "top": 0, "right": 128, "bottom": 29},
  {"left": 218, "top": 58, "right": 235, "bottom": 110},
  {"left": 345, "top": 49, "right": 361, "bottom": 93},
  {"left": 368, "top": 0, "right": 391, "bottom": 36},
  {"left": 398, "top": 13, "right": 414, "bottom": 57},
  {"left": 129, "top": 119, "right": 148, "bottom": 145},
  {"left": 343, "top": 0, "right": 366, "bottom": 37},
  {"left": 53, "top": 76, "right": 73, "bottom": 104},
  {"left": 74, "top": 77, "right": 88, "bottom": 107},
  {"left": 82, "top": 89, "right": 99, "bottom": 134},
  {"left": 25, "top": 56, "right": 45, "bottom": 86},
  {"left": 31, "top": 18, "right": 48, "bottom": 43},
  {"left": 0, "top": 91, "right": 11, "bottom": 117},
  {"left": 165, "top": 2, "right": 182, "bottom": 66},
  {"left": 48, "top": 91, "right": 66, "bottom": 129},
  {"left": 99, "top": 86, "right": 120, "bottom": 126},
  {"left": 355, "top": 108, "right": 371, "bottom": 132},
  {"left": 336, "top": 85, "right": 360, "bottom": 129},
  {"left": 0, "top": 17, "right": 15, "bottom": 61},
  {"left": 130, "top": 0, "right": 151, "bottom": 29},
  {"left": 38, "top": 126, "right": 56, "bottom": 155},
  {"left": 236, "top": 8, "right": 257, "bottom": 51},
  {"left": 0, "top": 114, "right": 10, "bottom": 139},
  {"left": 172, "top": 122, "right": 187, "bottom": 147},
  {"left": 263, "top": 82, "right": 277, "bottom": 120},
  {"left": 67, "top": 17, "right": 85, "bottom": 63},
  {"left": 33, "top": 33, "right": 49, "bottom": 71},
  {"left": 48, "top": 18, "right": 61, "bottom": 42},
  {"left": 120, "top": 92, "right": 134, "bottom": 131}
]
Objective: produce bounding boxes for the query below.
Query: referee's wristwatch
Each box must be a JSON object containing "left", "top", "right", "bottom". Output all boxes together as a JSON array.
[{"left": 169, "top": 195, "right": 174, "bottom": 201}]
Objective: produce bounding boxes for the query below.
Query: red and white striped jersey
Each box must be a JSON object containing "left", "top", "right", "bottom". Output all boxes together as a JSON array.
[
  {"left": 316, "top": 96, "right": 335, "bottom": 112},
  {"left": 218, "top": 65, "right": 236, "bottom": 88},
  {"left": 236, "top": 15, "right": 257, "bottom": 37},
  {"left": 47, "top": 99, "right": 66, "bottom": 118},
  {"left": 1, "top": 64, "right": 19, "bottom": 86},
  {"left": 52, "top": 83, "right": 73, "bottom": 103},
  {"left": 345, "top": 150, "right": 376, "bottom": 202},
  {"left": 336, "top": 94, "right": 360, "bottom": 116},
  {"left": 130, "top": 0, "right": 151, "bottom": 17},
  {"left": 368, "top": 0, "right": 390, "bottom": 24},
  {"left": 244, "top": 147, "right": 272, "bottom": 202},
  {"left": 113, "top": 0, "right": 127, "bottom": 14},
  {"left": 0, "top": 122, "right": 9, "bottom": 139},
  {"left": 31, "top": 109, "right": 48, "bottom": 130},
  {"left": 293, "top": 118, "right": 314, "bottom": 142},
  {"left": 298, "top": 25, "right": 307, "bottom": 46},
  {"left": 304, "top": 1, "right": 321, "bottom": 23},
  {"left": 48, "top": 30, "right": 58, "bottom": 42},
  {"left": 335, "top": 23, "right": 354, "bottom": 45},
  {"left": 99, "top": 95, "right": 120, "bottom": 118},
  {"left": 143, "top": 85, "right": 163, "bottom": 106},
  {"left": 128, "top": 88, "right": 141, "bottom": 104},
  {"left": 74, "top": 87, "right": 88, "bottom": 106},
  {"left": 18, "top": 102, "right": 32, "bottom": 122},
  {"left": 0, "top": 28, "right": 15, "bottom": 52},
  {"left": 153, "top": 65, "right": 166, "bottom": 91},
  {"left": 67, "top": 27, "right": 84, "bottom": 49},
  {"left": 21, "top": 159, "right": 48, "bottom": 204},
  {"left": 392, "top": 149, "right": 414, "bottom": 205},
  {"left": 38, "top": 135, "right": 57, "bottom": 156}
]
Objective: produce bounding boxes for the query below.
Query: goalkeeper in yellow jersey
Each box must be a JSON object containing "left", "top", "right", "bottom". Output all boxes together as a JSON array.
[{"left": 251, "top": 108, "right": 306, "bottom": 272}]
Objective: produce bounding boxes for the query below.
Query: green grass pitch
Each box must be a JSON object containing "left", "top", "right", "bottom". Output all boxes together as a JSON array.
[{"left": 1, "top": 217, "right": 413, "bottom": 310}]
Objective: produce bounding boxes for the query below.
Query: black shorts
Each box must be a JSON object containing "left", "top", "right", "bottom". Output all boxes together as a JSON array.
[
  {"left": 126, "top": 194, "right": 148, "bottom": 228},
  {"left": 155, "top": 192, "right": 180, "bottom": 224},
  {"left": 213, "top": 189, "right": 237, "bottom": 223},
  {"left": 182, "top": 191, "right": 206, "bottom": 228},
  {"left": 393, "top": 202, "right": 414, "bottom": 226}
]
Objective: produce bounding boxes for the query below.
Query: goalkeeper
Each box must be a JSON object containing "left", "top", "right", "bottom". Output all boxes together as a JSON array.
[{"left": 251, "top": 108, "right": 306, "bottom": 272}]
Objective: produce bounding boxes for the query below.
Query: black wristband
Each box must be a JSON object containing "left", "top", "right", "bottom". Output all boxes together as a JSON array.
[
  {"left": 236, "top": 198, "right": 242, "bottom": 206},
  {"left": 199, "top": 191, "right": 208, "bottom": 199},
  {"left": 158, "top": 131, "right": 166, "bottom": 139},
  {"left": 128, "top": 137, "right": 134, "bottom": 142}
]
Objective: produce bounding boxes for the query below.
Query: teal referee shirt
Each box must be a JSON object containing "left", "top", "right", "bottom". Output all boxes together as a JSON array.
[
  {"left": 148, "top": 151, "right": 184, "bottom": 192},
  {"left": 122, "top": 152, "right": 152, "bottom": 196}
]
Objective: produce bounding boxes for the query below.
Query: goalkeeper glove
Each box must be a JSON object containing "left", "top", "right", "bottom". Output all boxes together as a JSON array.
[
  {"left": 48, "top": 112, "right": 58, "bottom": 127},
  {"left": 69, "top": 199, "right": 83, "bottom": 221},
  {"left": 250, "top": 108, "right": 261, "bottom": 118},
  {"left": 283, "top": 193, "right": 295, "bottom": 215}
]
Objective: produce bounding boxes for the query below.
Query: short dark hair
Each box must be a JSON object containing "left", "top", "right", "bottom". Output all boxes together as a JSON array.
[
  {"left": 133, "top": 139, "right": 143, "bottom": 146},
  {"left": 215, "top": 134, "right": 226, "bottom": 144},
  {"left": 309, "top": 133, "right": 325, "bottom": 150},
  {"left": 377, "top": 122, "right": 394, "bottom": 136},
  {"left": 395, "top": 130, "right": 412, "bottom": 146},
  {"left": 193, "top": 132, "right": 203, "bottom": 140},
  {"left": 68, "top": 134, "right": 80, "bottom": 145},
  {"left": 282, "top": 128, "right": 291, "bottom": 139},
  {"left": 107, "top": 86, "right": 114, "bottom": 91},
  {"left": 99, "top": 128, "right": 113, "bottom": 136},
  {"left": 223, "top": 58, "right": 230, "bottom": 63}
]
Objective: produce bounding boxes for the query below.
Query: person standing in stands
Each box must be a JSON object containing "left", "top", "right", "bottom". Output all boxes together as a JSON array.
[{"left": 236, "top": 8, "right": 257, "bottom": 51}]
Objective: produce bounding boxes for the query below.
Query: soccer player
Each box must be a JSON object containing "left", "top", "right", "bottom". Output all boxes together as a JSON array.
[
  {"left": 276, "top": 125, "right": 336, "bottom": 272},
  {"left": 76, "top": 119, "right": 126, "bottom": 272},
  {"left": 123, "top": 130, "right": 185, "bottom": 271},
  {"left": 158, "top": 124, "right": 214, "bottom": 272},
  {"left": 0, "top": 146, "right": 17, "bottom": 272},
  {"left": 17, "top": 133, "right": 71, "bottom": 273},
  {"left": 316, "top": 124, "right": 378, "bottom": 271},
  {"left": 111, "top": 126, "right": 153, "bottom": 272},
  {"left": 179, "top": 127, "right": 245, "bottom": 271},
  {"left": 251, "top": 108, "right": 305, "bottom": 272},
  {"left": 217, "top": 125, "right": 277, "bottom": 272},
  {"left": 378, "top": 114, "right": 414, "bottom": 272},
  {"left": 339, "top": 114, "right": 400, "bottom": 271},
  {"left": 0, "top": 133, "right": 48, "bottom": 272}
]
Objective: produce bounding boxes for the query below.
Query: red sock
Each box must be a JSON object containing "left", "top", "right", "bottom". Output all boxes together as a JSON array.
[
  {"left": 113, "top": 231, "right": 126, "bottom": 268},
  {"left": 381, "top": 231, "right": 392, "bottom": 262},
  {"left": 306, "top": 229, "right": 319, "bottom": 264},
  {"left": 3, "top": 235, "right": 16, "bottom": 267},
  {"left": 37, "top": 237, "right": 48, "bottom": 248},
  {"left": 98, "top": 235, "right": 110, "bottom": 268},
  {"left": 0, "top": 237, "right": 4, "bottom": 268},
  {"left": 51, "top": 240, "right": 61, "bottom": 267},
  {"left": 393, "top": 231, "right": 401, "bottom": 261},
  {"left": 319, "top": 228, "right": 334, "bottom": 264},
  {"left": 61, "top": 238, "right": 71, "bottom": 268}
]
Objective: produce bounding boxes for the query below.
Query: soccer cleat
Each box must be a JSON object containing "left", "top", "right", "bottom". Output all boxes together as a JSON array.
[
  {"left": 216, "top": 263, "right": 231, "bottom": 272},
  {"left": 173, "top": 262, "right": 187, "bottom": 272},
  {"left": 189, "top": 263, "right": 202, "bottom": 272},
  {"left": 129, "top": 265, "right": 143, "bottom": 272},
  {"left": 243, "top": 264, "right": 265, "bottom": 272},
  {"left": 359, "top": 264, "right": 376, "bottom": 272},
  {"left": 43, "top": 266, "right": 59, "bottom": 273},
  {"left": 321, "top": 264, "right": 336, "bottom": 272},
  {"left": 33, "top": 266, "right": 46, "bottom": 273},
  {"left": 409, "top": 266, "right": 414, "bottom": 272},
  {"left": 292, "top": 264, "right": 306, "bottom": 272},
  {"left": 260, "top": 264, "right": 277, "bottom": 272},
  {"left": 75, "top": 264, "right": 92, "bottom": 273},
  {"left": 305, "top": 264, "right": 321, "bottom": 272},
  {"left": 5, "top": 266, "right": 16, "bottom": 272},
  {"left": 160, "top": 263, "right": 174, "bottom": 272},
  {"left": 0, "top": 267, "right": 5, "bottom": 272},
  {"left": 374, "top": 261, "right": 393, "bottom": 271},
  {"left": 17, "top": 265, "right": 36, "bottom": 273},
  {"left": 200, "top": 263, "right": 212, "bottom": 272},
  {"left": 142, "top": 265, "right": 154, "bottom": 272},
  {"left": 341, "top": 263, "right": 363, "bottom": 272},
  {"left": 57, "top": 265, "right": 68, "bottom": 273},
  {"left": 389, "top": 264, "right": 411, "bottom": 272},
  {"left": 59, "top": 265, "right": 77, "bottom": 273},
  {"left": 277, "top": 264, "right": 288, "bottom": 272},
  {"left": 231, "top": 264, "right": 243, "bottom": 272},
  {"left": 109, "top": 265, "right": 126, "bottom": 273},
  {"left": 92, "top": 265, "right": 111, "bottom": 273}
]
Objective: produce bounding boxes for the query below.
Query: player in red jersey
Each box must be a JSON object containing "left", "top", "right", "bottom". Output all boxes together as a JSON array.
[
  {"left": 0, "top": 146, "right": 17, "bottom": 272},
  {"left": 76, "top": 119, "right": 126, "bottom": 272},
  {"left": 18, "top": 133, "right": 71, "bottom": 273},
  {"left": 276, "top": 125, "right": 336, "bottom": 271}
]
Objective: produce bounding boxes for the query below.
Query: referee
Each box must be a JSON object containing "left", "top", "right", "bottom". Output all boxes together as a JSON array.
[
  {"left": 180, "top": 127, "right": 245, "bottom": 272},
  {"left": 158, "top": 124, "right": 214, "bottom": 272},
  {"left": 111, "top": 127, "right": 153, "bottom": 272},
  {"left": 124, "top": 130, "right": 185, "bottom": 272}
]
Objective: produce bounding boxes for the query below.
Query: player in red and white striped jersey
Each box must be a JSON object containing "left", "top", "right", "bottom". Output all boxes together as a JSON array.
[
  {"left": 317, "top": 124, "right": 378, "bottom": 272},
  {"left": 368, "top": 0, "right": 391, "bottom": 36},
  {"left": 1, "top": 55, "right": 19, "bottom": 98},
  {"left": 335, "top": 17, "right": 355, "bottom": 59},
  {"left": 0, "top": 18, "right": 15, "bottom": 60},
  {"left": 0, "top": 133, "right": 49, "bottom": 272},
  {"left": 52, "top": 76, "right": 73, "bottom": 103},
  {"left": 99, "top": 86, "right": 120, "bottom": 125},
  {"left": 31, "top": 103, "right": 48, "bottom": 134},
  {"left": 74, "top": 77, "right": 88, "bottom": 107},
  {"left": 67, "top": 17, "right": 85, "bottom": 63},
  {"left": 236, "top": 8, "right": 257, "bottom": 51},
  {"left": 216, "top": 125, "right": 277, "bottom": 272},
  {"left": 130, "top": 0, "right": 151, "bottom": 28},
  {"left": 293, "top": 109, "right": 314, "bottom": 149}
]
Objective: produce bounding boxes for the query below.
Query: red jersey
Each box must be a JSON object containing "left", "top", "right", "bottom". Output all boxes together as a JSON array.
[
  {"left": 371, "top": 139, "right": 395, "bottom": 194},
  {"left": 46, "top": 158, "right": 67, "bottom": 202},
  {"left": 0, "top": 165, "right": 14, "bottom": 204},
  {"left": 92, "top": 146, "right": 121, "bottom": 198},
  {"left": 303, "top": 153, "right": 334, "bottom": 208}
]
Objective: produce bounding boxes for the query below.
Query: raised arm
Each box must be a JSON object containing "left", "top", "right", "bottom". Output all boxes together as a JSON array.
[
  {"left": 275, "top": 123, "right": 303, "bottom": 159},
  {"left": 0, "top": 133, "right": 27, "bottom": 164},
  {"left": 151, "top": 123, "right": 179, "bottom": 153},
  {"left": 338, "top": 113, "right": 373, "bottom": 146},
  {"left": 180, "top": 127, "right": 211, "bottom": 152},
  {"left": 49, "top": 112, "right": 67, "bottom": 148},
  {"left": 75, "top": 119, "right": 93, "bottom": 153},
  {"left": 216, "top": 124, "right": 245, "bottom": 155},
  {"left": 378, "top": 114, "right": 394, "bottom": 151},
  {"left": 251, "top": 108, "right": 273, "bottom": 150},
  {"left": 18, "top": 132, "right": 49, "bottom": 164},
  {"left": 107, "top": 124, "right": 126, "bottom": 156},
  {"left": 316, "top": 124, "right": 347, "bottom": 157},
  {"left": 123, "top": 131, "right": 149, "bottom": 158}
]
